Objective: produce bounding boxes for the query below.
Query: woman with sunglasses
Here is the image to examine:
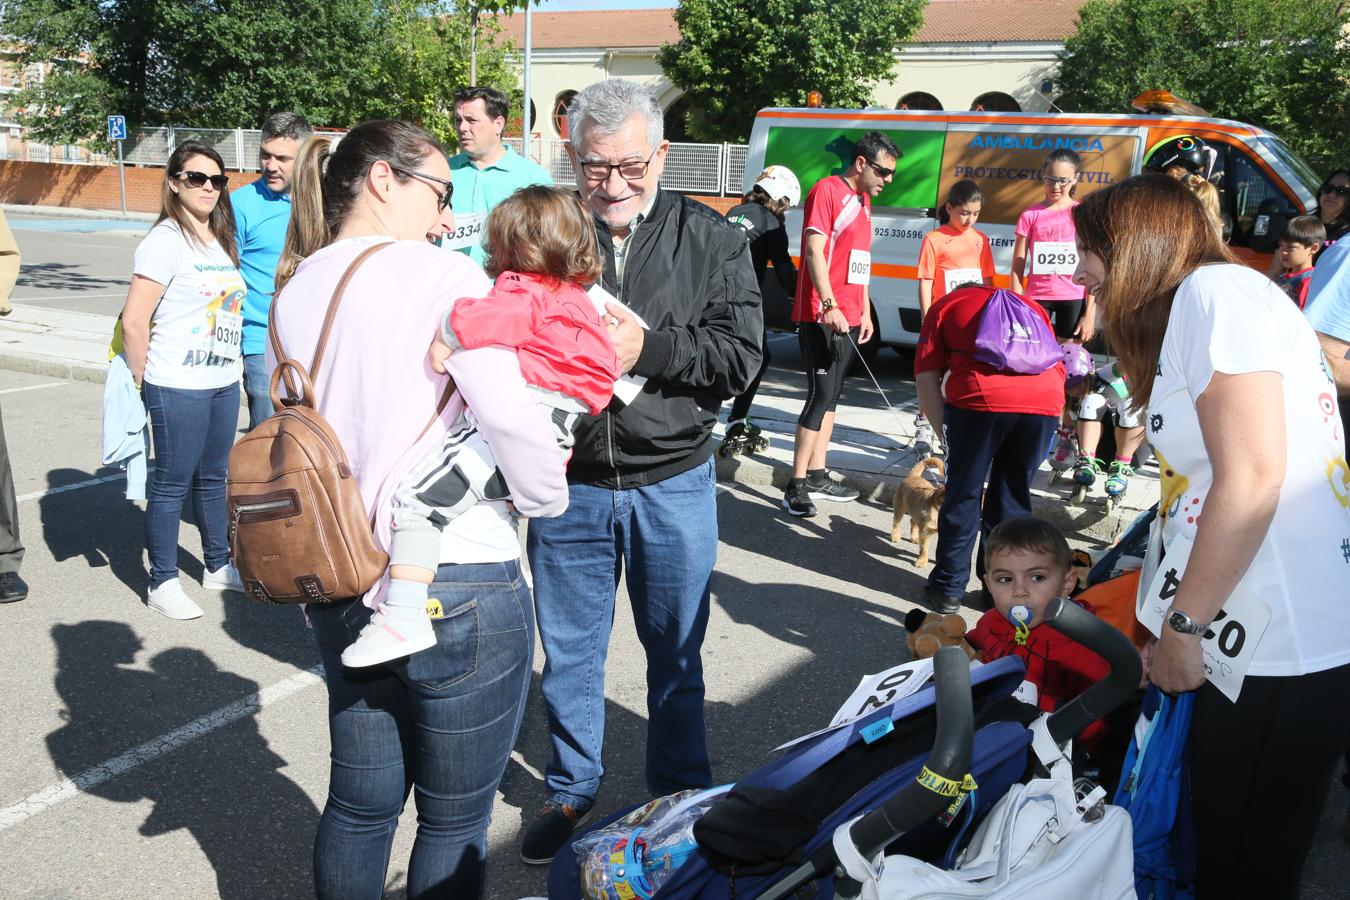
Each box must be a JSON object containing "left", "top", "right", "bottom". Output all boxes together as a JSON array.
[
  {"left": 1313, "top": 168, "right": 1350, "bottom": 249},
  {"left": 268, "top": 119, "right": 567, "bottom": 899},
  {"left": 120, "top": 140, "right": 246, "bottom": 620}
]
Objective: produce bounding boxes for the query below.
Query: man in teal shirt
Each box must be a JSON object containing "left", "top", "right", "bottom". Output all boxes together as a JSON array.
[
  {"left": 448, "top": 86, "right": 552, "bottom": 266},
  {"left": 233, "top": 111, "right": 312, "bottom": 429}
]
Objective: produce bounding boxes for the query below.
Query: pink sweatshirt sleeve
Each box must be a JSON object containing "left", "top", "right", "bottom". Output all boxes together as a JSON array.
[{"left": 445, "top": 345, "right": 568, "bottom": 518}]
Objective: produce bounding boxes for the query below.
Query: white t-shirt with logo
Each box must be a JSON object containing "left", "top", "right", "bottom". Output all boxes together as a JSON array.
[
  {"left": 1147, "top": 264, "right": 1350, "bottom": 677},
  {"left": 133, "top": 221, "right": 246, "bottom": 390}
]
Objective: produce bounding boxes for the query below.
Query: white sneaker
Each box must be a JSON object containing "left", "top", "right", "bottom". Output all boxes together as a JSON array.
[
  {"left": 147, "top": 578, "right": 204, "bottom": 620},
  {"left": 202, "top": 563, "right": 243, "bottom": 592},
  {"left": 341, "top": 610, "right": 437, "bottom": 668},
  {"left": 913, "top": 423, "right": 940, "bottom": 456}
]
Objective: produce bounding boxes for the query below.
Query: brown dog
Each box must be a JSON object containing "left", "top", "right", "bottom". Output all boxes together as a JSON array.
[{"left": 891, "top": 456, "right": 946, "bottom": 567}]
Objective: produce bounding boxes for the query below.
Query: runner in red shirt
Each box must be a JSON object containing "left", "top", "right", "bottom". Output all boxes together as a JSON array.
[
  {"left": 914, "top": 284, "right": 1065, "bottom": 611},
  {"left": 784, "top": 131, "right": 899, "bottom": 517}
]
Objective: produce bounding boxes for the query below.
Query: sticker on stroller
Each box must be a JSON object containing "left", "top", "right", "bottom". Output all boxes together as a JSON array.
[
  {"left": 775, "top": 658, "right": 935, "bottom": 751},
  {"left": 1138, "top": 533, "right": 1272, "bottom": 702}
]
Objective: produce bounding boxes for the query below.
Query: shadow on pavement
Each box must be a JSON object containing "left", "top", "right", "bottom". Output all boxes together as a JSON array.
[
  {"left": 15, "top": 261, "right": 130, "bottom": 295},
  {"left": 46, "top": 621, "right": 319, "bottom": 899},
  {"left": 39, "top": 469, "right": 153, "bottom": 598}
]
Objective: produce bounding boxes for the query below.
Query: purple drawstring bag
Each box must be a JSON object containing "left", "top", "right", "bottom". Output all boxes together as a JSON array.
[{"left": 973, "top": 289, "right": 1063, "bottom": 374}]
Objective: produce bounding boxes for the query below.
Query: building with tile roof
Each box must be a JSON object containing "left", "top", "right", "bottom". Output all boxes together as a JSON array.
[{"left": 492, "top": 0, "right": 1089, "bottom": 141}]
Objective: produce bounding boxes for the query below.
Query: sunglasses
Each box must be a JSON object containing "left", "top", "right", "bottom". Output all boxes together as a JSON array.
[
  {"left": 867, "top": 160, "right": 896, "bottom": 179},
  {"left": 176, "top": 171, "right": 229, "bottom": 190},
  {"left": 390, "top": 166, "right": 454, "bottom": 212},
  {"left": 1320, "top": 183, "right": 1350, "bottom": 197}
]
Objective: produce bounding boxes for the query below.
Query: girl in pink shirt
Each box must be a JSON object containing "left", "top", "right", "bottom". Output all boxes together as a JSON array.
[{"left": 1011, "top": 149, "right": 1096, "bottom": 343}]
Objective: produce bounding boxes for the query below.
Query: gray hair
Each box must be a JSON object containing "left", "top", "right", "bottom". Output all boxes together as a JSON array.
[
  {"left": 566, "top": 79, "right": 663, "bottom": 152},
  {"left": 261, "top": 111, "right": 313, "bottom": 143}
]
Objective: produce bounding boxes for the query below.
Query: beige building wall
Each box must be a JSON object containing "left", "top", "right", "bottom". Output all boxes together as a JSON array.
[{"left": 520, "top": 50, "right": 677, "bottom": 140}]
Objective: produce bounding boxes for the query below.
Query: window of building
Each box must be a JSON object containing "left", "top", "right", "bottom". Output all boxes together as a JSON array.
[
  {"left": 971, "top": 92, "right": 1021, "bottom": 112},
  {"left": 552, "top": 90, "right": 578, "bottom": 139},
  {"left": 897, "top": 92, "right": 942, "bottom": 111}
]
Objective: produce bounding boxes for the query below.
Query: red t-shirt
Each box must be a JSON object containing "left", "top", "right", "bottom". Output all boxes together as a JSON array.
[
  {"left": 914, "top": 285, "right": 1065, "bottom": 416},
  {"left": 967, "top": 601, "right": 1110, "bottom": 748},
  {"left": 792, "top": 175, "right": 872, "bottom": 326}
]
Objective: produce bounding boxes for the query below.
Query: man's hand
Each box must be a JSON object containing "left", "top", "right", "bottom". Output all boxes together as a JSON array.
[
  {"left": 606, "top": 301, "right": 645, "bottom": 373},
  {"left": 821, "top": 307, "right": 849, "bottom": 334},
  {"left": 428, "top": 333, "right": 453, "bottom": 374},
  {"left": 858, "top": 313, "right": 874, "bottom": 344}
]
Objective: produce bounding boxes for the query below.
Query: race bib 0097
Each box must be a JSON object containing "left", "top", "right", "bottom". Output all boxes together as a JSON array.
[{"left": 847, "top": 249, "right": 871, "bottom": 286}]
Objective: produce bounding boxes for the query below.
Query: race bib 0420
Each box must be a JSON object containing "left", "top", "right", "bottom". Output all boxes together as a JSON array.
[
  {"left": 441, "top": 212, "right": 485, "bottom": 251},
  {"left": 1032, "top": 241, "right": 1078, "bottom": 276}
]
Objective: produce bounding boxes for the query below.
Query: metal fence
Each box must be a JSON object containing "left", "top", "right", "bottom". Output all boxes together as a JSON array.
[{"left": 4, "top": 125, "right": 752, "bottom": 195}]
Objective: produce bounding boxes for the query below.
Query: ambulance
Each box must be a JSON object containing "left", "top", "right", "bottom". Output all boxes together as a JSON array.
[{"left": 743, "top": 91, "right": 1322, "bottom": 352}]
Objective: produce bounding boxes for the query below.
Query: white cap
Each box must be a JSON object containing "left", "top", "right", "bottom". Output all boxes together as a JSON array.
[{"left": 753, "top": 165, "right": 801, "bottom": 207}]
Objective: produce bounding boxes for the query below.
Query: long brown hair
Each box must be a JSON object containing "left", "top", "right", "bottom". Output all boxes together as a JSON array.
[
  {"left": 482, "top": 185, "right": 604, "bottom": 286},
  {"left": 161, "top": 140, "right": 238, "bottom": 266},
  {"left": 276, "top": 120, "right": 444, "bottom": 290},
  {"left": 1072, "top": 174, "right": 1235, "bottom": 407}
]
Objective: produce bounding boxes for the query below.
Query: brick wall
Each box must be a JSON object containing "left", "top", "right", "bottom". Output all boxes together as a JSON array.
[{"left": 0, "top": 158, "right": 740, "bottom": 215}]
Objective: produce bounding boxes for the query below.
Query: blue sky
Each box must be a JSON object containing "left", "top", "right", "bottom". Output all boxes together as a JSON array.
[{"left": 537, "top": 0, "right": 675, "bottom": 9}]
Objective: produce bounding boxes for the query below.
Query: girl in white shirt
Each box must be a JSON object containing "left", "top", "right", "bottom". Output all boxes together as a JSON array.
[
  {"left": 1073, "top": 173, "right": 1350, "bottom": 899},
  {"left": 119, "top": 141, "right": 245, "bottom": 620}
]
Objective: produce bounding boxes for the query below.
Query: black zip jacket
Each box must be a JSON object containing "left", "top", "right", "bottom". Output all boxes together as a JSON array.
[{"left": 569, "top": 189, "right": 764, "bottom": 488}]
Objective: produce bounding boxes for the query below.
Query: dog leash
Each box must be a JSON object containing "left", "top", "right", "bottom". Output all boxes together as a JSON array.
[{"left": 843, "top": 330, "right": 924, "bottom": 449}]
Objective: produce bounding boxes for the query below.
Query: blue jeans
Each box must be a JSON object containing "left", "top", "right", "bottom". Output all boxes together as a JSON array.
[
  {"left": 928, "top": 406, "right": 1057, "bottom": 597},
  {"left": 144, "top": 380, "right": 239, "bottom": 588},
  {"left": 242, "top": 353, "right": 275, "bottom": 431},
  {"left": 308, "top": 559, "right": 534, "bottom": 900},
  {"left": 526, "top": 457, "right": 718, "bottom": 810}
]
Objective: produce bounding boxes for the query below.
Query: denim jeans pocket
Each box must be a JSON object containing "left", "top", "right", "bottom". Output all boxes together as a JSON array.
[{"left": 402, "top": 599, "right": 480, "bottom": 691}]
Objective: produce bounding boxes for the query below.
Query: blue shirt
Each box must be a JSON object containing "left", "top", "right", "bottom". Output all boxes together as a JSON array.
[
  {"left": 448, "top": 145, "right": 553, "bottom": 266},
  {"left": 1305, "top": 239, "right": 1350, "bottom": 343},
  {"left": 232, "top": 179, "right": 292, "bottom": 356}
]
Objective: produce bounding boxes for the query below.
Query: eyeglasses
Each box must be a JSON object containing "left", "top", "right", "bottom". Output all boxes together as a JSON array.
[
  {"left": 1042, "top": 175, "right": 1074, "bottom": 186},
  {"left": 176, "top": 171, "right": 229, "bottom": 190},
  {"left": 577, "top": 150, "right": 658, "bottom": 182},
  {"left": 867, "top": 160, "right": 896, "bottom": 179},
  {"left": 390, "top": 166, "right": 454, "bottom": 212},
  {"left": 1320, "top": 183, "right": 1350, "bottom": 197}
]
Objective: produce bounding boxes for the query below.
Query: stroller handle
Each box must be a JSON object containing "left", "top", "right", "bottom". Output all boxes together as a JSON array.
[
  {"left": 838, "top": 645, "right": 974, "bottom": 890},
  {"left": 1042, "top": 596, "right": 1144, "bottom": 746}
]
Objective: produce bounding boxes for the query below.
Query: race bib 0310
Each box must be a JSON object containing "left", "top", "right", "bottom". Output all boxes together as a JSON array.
[{"left": 211, "top": 309, "right": 243, "bottom": 361}]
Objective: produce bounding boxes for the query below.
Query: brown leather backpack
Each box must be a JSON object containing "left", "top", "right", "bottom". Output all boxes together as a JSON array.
[{"left": 227, "top": 242, "right": 449, "bottom": 604}]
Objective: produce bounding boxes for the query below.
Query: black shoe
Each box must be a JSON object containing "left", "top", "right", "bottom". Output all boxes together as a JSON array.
[
  {"left": 520, "top": 800, "right": 591, "bottom": 865},
  {"left": 0, "top": 571, "right": 27, "bottom": 603},
  {"left": 806, "top": 474, "right": 860, "bottom": 503},
  {"left": 924, "top": 582, "right": 962, "bottom": 615},
  {"left": 782, "top": 481, "right": 817, "bottom": 517}
]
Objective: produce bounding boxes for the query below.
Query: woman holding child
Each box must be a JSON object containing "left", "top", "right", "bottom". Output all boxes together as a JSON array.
[
  {"left": 1072, "top": 173, "right": 1350, "bottom": 899},
  {"left": 268, "top": 119, "right": 571, "bottom": 898}
]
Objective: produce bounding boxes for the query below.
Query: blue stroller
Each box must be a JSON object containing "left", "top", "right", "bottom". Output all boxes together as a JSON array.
[{"left": 548, "top": 599, "right": 1143, "bottom": 899}]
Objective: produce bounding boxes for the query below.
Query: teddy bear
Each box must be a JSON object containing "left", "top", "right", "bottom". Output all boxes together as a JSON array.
[{"left": 903, "top": 608, "right": 978, "bottom": 661}]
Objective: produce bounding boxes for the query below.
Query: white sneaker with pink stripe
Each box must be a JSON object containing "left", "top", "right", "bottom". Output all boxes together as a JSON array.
[{"left": 341, "top": 609, "right": 437, "bottom": 668}]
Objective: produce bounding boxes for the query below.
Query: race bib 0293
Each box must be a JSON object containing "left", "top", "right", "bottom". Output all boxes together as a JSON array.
[{"left": 1032, "top": 241, "right": 1078, "bottom": 276}]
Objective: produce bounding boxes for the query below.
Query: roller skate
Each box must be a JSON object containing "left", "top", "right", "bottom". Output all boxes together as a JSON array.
[
  {"left": 1103, "top": 460, "right": 1133, "bottom": 513},
  {"left": 718, "top": 418, "right": 770, "bottom": 458},
  {"left": 1070, "top": 455, "right": 1104, "bottom": 505},
  {"left": 1047, "top": 427, "right": 1077, "bottom": 483}
]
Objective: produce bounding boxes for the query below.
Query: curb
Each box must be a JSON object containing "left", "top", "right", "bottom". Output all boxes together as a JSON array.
[
  {"left": 0, "top": 352, "right": 108, "bottom": 384},
  {"left": 2, "top": 203, "right": 156, "bottom": 223}
]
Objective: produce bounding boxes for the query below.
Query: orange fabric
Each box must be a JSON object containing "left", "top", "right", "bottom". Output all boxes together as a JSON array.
[
  {"left": 916, "top": 225, "right": 997, "bottom": 303},
  {"left": 1077, "top": 569, "right": 1152, "bottom": 651}
]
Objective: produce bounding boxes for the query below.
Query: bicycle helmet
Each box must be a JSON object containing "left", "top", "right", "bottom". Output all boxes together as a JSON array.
[{"left": 1144, "top": 135, "right": 1217, "bottom": 181}]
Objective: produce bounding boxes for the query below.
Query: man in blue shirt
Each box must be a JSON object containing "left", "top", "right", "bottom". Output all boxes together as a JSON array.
[
  {"left": 233, "top": 111, "right": 312, "bottom": 429},
  {"left": 448, "top": 86, "right": 552, "bottom": 266},
  {"left": 1305, "top": 238, "right": 1350, "bottom": 435}
]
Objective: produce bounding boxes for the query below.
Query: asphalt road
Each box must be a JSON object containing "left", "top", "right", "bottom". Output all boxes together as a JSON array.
[{"left": 2, "top": 218, "right": 1346, "bottom": 899}]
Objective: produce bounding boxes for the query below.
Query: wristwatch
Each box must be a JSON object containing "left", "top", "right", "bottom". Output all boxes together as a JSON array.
[{"left": 1165, "top": 606, "right": 1210, "bottom": 636}]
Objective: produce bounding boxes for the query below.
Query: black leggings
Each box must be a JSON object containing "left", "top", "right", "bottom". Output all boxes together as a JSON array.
[
  {"left": 729, "top": 330, "right": 771, "bottom": 422},
  {"left": 1189, "top": 661, "right": 1350, "bottom": 899},
  {"left": 796, "top": 323, "right": 859, "bottom": 431},
  {"left": 1034, "top": 298, "right": 1085, "bottom": 340}
]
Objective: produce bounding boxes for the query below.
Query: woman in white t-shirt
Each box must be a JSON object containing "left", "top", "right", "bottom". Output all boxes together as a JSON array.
[
  {"left": 1073, "top": 174, "right": 1350, "bottom": 899},
  {"left": 119, "top": 141, "right": 246, "bottom": 620}
]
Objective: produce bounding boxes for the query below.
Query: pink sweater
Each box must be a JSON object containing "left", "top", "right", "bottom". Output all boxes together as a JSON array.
[{"left": 267, "top": 237, "right": 568, "bottom": 605}]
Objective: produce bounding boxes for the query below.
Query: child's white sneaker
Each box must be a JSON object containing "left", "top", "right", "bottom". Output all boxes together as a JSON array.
[
  {"left": 147, "top": 578, "right": 204, "bottom": 620},
  {"left": 341, "top": 610, "right": 437, "bottom": 667},
  {"left": 202, "top": 563, "right": 243, "bottom": 592}
]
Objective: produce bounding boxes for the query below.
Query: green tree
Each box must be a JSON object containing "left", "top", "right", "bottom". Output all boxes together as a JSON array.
[
  {"left": 1057, "top": 0, "right": 1350, "bottom": 171},
  {"left": 658, "top": 0, "right": 927, "bottom": 143}
]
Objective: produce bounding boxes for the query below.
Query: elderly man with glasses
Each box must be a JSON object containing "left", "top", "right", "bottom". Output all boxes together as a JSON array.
[{"left": 520, "top": 78, "right": 763, "bottom": 864}]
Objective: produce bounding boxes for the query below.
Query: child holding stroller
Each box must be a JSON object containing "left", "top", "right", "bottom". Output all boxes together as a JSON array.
[{"left": 342, "top": 185, "right": 619, "bottom": 667}]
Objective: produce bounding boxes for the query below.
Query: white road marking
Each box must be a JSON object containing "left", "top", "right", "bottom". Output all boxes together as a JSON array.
[
  {"left": 0, "top": 382, "right": 65, "bottom": 395},
  {"left": 17, "top": 471, "right": 130, "bottom": 503},
  {"left": 0, "top": 664, "right": 324, "bottom": 832},
  {"left": 11, "top": 292, "right": 127, "bottom": 302}
]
